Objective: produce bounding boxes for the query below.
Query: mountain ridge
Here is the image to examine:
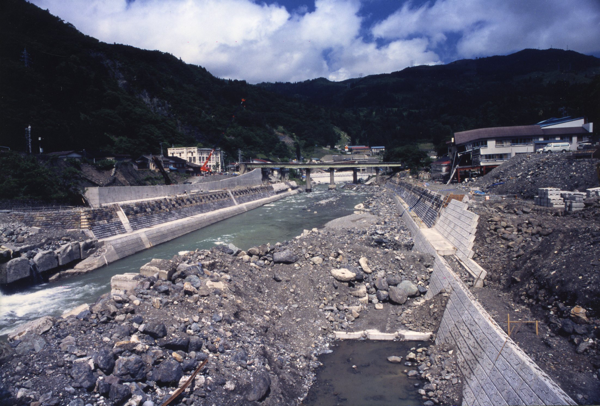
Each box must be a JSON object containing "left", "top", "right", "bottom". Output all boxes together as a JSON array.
[{"left": 1, "top": 0, "right": 599, "bottom": 161}]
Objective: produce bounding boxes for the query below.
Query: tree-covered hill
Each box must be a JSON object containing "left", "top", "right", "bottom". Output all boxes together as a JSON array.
[
  {"left": 259, "top": 49, "right": 600, "bottom": 152},
  {"left": 0, "top": 0, "right": 341, "bottom": 161}
]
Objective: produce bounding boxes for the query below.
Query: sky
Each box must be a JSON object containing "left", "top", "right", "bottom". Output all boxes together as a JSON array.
[{"left": 30, "top": 0, "right": 600, "bottom": 84}]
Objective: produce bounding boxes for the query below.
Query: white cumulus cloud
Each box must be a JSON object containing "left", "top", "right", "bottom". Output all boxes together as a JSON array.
[
  {"left": 372, "top": 0, "right": 600, "bottom": 59},
  {"left": 29, "top": 0, "right": 600, "bottom": 83}
]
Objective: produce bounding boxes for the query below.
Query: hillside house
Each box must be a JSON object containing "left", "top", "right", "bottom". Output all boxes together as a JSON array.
[
  {"left": 135, "top": 155, "right": 174, "bottom": 171},
  {"left": 371, "top": 146, "right": 385, "bottom": 155},
  {"left": 348, "top": 145, "right": 371, "bottom": 155}
]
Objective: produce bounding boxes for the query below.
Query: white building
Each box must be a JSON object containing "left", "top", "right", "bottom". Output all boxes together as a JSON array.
[
  {"left": 167, "top": 147, "right": 223, "bottom": 171},
  {"left": 451, "top": 117, "right": 593, "bottom": 167}
]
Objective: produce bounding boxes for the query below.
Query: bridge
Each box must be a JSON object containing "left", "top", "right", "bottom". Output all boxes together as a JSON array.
[{"left": 239, "top": 161, "right": 404, "bottom": 192}]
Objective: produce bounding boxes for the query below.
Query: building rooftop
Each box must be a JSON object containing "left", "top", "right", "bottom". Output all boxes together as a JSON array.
[
  {"left": 454, "top": 123, "right": 590, "bottom": 146},
  {"left": 536, "top": 116, "right": 584, "bottom": 127}
]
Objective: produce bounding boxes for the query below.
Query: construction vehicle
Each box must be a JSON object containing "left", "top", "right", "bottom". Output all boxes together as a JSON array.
[{"left": 200, "top": 149, "right": 215, "bottom": 174}]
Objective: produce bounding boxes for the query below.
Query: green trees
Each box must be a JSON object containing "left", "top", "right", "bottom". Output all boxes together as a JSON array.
[
  {"left": 384, "top": 145, "right": 428, "bottom": 171},
  {"left": 0, "top": 152, "right": 82, "bottom": 203}
]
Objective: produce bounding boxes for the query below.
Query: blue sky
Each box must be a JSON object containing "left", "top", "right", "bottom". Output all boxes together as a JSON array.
[{"left": 30, "top": 0, "right": 600, "bottom": 83}]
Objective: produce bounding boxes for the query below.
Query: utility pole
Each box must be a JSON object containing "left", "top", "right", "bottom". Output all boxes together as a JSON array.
[
  {"left": 21, "top": 49, "right": 31, "bottom": 68},
  {"left": 25, "top": 125, "right": 32, "bottom": 154}
]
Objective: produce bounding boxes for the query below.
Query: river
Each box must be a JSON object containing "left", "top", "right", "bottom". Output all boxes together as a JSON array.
[{"left": 0, "top": 185, "right": 368, "bottom": 337}]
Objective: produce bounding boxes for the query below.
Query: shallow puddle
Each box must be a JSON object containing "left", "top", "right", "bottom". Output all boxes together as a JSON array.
[{"left": 304, "top": 340, "right": 422, "bottom": 406}]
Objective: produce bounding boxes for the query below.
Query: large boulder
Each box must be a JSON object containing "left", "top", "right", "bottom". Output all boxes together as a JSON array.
[
  {"left": 56, "top": 242, "right": 81, "bottom": 266},
  {"left": 350, "top": 284, "right": 367, "bottom": 297},
  {"left": 388, "top": 286, "right": 408, "bottom": 304},
  {"left": 0, "top": 257, "right": 30, "bottom": 284},
  {"left": 359, "top": 257, "right": 372, "bottom": 274},
  {"left": 93, "top": 348, "right": 115, "bottom": 374},
  {"left": 70, "top": 362, "right": 96, "bottom": 390},
  {"left": 33, "top": 250, "right": 58, "bottom": 273},
  {"left": 154, "top": 359, "right": 183, "bottom": 385},
  {"left": 397, "top": 280, "right": 419, "bottom": 297},
  {"left": 143, "top": 322, "right": 167, "bottom": 339},
  {"left": 0, "top": 246, "right": 12, "bottom": 264},
  {"left": 140, "top": 259, "right": 176, "bottom": 280},
  {"left": 111, "top": 273, "right": 143, "bottom": 294},
  {"left": 113, "top": 355, "right": 146, "bottom": 382},
  {"left": 273, "top": 250, "right": 298, "bottom": 264},
  {"left": 8, "top": 315, "right": 54, "bottom": 341},
  {"left": 330, "top": 268, "right": 356, "bottom": 282},
  {"left": 374, "top": 276, "right": 389, "bottom": 291},
  {"left": 246, "top": 371, "right": 271, "bottom": 402}
]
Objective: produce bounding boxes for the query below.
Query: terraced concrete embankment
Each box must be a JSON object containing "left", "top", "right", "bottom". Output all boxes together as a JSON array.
[
  {"left": 66, "top": 183, "right": 298, "bottom": 278},
  {"left": 1, "top": 179, "right": 297, "bottom": 284},
  {"left": 84, "top": 168, "right": 264, "bottom": 207},
  {"left": 387, "top": 181, "right": 576, "bottom": 406}
]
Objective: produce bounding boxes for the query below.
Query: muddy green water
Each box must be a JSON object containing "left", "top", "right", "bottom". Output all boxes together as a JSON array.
[
  {"left": 0, "top": 185, "right": 368, "bottom": 336},
  {"left": 304, "top": 340, "right": 422, "bottom": 406}
]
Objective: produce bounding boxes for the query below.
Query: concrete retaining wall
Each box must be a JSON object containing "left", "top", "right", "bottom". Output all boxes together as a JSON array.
[
  {"left": 87, "top": 185, "right": 278, "bottom": 240},
  {"left": 93, "top": 190, "right": 298, "bottom": 267},
  {"left": 435, "top": 199, "right": 487, "bottom": 282},
  {"left": 388, "top": 181, "right": 445, "bottom": 227},
  {"left": 0, "top": 210, "right": 83, "bottom": 229},
  {"left": 84, "top": 169, "right": 263, "bottom": 207},
  {"left": 391, "top": 189, "right": 575, "bottom": 406}
]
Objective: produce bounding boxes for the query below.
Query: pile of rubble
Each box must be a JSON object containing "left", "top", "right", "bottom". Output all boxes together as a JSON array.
[
  {"left": 0, "top": 222, "right": 97, "bottom": 285},
  {"left": 400, "top": 343, "right": 462, "bottom": 406},
  {"left": 471, "top": 153, "right": 599, "bottom": 198}
]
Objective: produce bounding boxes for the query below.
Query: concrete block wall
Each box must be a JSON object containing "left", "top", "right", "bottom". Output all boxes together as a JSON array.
[
  {"left": 121, "top": 190, "right": 235, "bottom": 231},
  {"left": 88, "top": 206, "right": 128, "bottom": 239},
  {"left": 391, "top": 189, "right": 575, "bottom": 406},
  {"left": 435, "top": 199, "right": 478, "bottom": 260},
  {"left": 387, "top": 181, "right": 445, "bottom": 227},
  {"left": 84, "top": 169, "right": 263, "bottom": 207},
  {"left": 231, "top": 186, "right": 274, "bottom": 204},
  {"left": 103, "top": 190, "right": 298, "bottom": 262},
  {"left": 85, "top": 185, "right": 278, "bottom": 239},
  {"left": 0, "top": 210, "right": 82, "bottom": 230}
]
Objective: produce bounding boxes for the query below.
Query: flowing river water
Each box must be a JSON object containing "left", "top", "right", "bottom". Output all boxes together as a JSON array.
[{"left": 0, "top": 185, "right": 369, "bottom": 337}]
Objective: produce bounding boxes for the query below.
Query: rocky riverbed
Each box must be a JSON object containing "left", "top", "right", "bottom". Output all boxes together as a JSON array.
[{"left": 0, "top": 186, "right": 460, "bottom": 406}]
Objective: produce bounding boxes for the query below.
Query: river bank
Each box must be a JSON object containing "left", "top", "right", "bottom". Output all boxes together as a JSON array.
[
  {"left": 0, "top": 185, "right": 462, "bottom": 406},
  {"left": 0, "top": 184, "right": 368, "bottom": 337}
]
